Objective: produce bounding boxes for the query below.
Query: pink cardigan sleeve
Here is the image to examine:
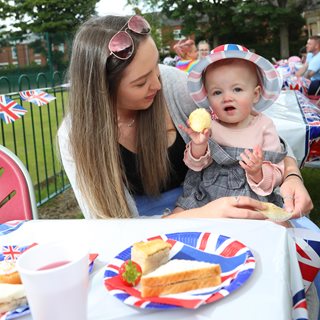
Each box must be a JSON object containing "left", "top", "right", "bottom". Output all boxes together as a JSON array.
[
  {"left": 246, "top": 119, "right": 285, "bottom": 196},
  {"left": 183, "top": 142, "right": 213, "bottom": 172}
]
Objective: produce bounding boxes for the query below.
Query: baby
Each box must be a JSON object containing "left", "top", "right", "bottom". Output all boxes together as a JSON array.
[{"left": 176, "top": 44, "right": 286, "bottom": 211}]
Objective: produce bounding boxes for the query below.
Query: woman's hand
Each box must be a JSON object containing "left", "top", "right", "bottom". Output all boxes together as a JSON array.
[
  {"left": 169, "top": 196, "right": 267, "bottom": 220},
  {"left": 280, "top": 175, "right": 313, "bottom": 219}
]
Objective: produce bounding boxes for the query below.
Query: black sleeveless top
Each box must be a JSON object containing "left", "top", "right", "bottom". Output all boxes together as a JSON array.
[{"left": 120, "top": 132, "right": 188, "bottom": 195}]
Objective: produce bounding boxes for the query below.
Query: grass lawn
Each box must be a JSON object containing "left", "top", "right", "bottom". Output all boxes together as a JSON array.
[
  {"left": 301, "top": 167, "right": 320, "bottom": 227},
  {"left": 0, "top": 89, "right": 69, "bottom": 204},
  {"left": 1, "top": 84, "right": 319, "bottom": 224}
]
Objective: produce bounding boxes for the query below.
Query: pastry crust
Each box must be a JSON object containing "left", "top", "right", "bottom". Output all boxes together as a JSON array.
[
  {"left": 131, "top": 239, "right": 171, "bottom": 275},
  {"left": 141, "top": 259, "right": 221, "bottom": 297},
  {"left": 0, "top": 260, "right": 22, "bottom": 285}
]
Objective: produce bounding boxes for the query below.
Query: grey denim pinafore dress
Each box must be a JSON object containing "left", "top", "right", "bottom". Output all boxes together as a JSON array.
[{"left": 176, "top": 141, "right": 287, "bottom": 210}]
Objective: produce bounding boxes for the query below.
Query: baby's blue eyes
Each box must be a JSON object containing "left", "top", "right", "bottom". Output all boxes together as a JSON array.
[{"left": 211, "top": 87, "right": 243, "bottom": 95}]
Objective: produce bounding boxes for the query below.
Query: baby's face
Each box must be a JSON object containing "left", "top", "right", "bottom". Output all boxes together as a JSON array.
[{"left": 204, "top": 59, "right": 260, "bottom": 128}]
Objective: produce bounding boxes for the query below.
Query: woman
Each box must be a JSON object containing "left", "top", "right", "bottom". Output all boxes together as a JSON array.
[
  {"left": 173, "top": 39, "right": 199, "bottom": 73},
  {"left": 58, "top": 15, "right": 313, "bottom": 220}
]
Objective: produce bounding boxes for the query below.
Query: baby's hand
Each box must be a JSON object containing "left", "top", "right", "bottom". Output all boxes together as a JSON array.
[
  {"left": 239, "top": 145, "right": 264, "bottom": 182},
  {"left": 179, "top": 122, "right": 211, "bottom": 146}
]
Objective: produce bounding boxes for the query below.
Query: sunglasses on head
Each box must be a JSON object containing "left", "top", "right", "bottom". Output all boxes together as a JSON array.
[{"left": 108, "top": 15, "right": 151, "bottom": 60}]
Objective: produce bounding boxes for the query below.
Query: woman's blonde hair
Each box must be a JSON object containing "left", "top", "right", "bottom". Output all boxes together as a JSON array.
[{"left": 65, "top": 16, "right": 170, "bottom": 218}]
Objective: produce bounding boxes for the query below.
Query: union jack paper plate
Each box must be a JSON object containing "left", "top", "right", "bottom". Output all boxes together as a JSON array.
[{"left": 104, "top": 232, "right": 255, "bottom": 309}]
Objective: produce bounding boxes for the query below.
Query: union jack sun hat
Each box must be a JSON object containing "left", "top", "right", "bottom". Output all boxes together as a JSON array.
[{"left": 187, "top": 44, "right": 282, "bottom": 112}]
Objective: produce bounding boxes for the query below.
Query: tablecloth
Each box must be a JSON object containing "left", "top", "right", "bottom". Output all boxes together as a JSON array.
[
  {"left": 0, "top": 219, "right": 312, "bottom": 320},
  {"left": 263, "top": 90, "right": 320, "bottom": 167}
]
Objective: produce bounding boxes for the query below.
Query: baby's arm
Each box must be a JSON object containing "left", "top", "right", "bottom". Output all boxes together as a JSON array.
[
  {"left": 245, "top": 121, "right": 284, "bottom": 196},
  {"left": 179, "top": 124, "right": 212, "bottom": 171},
  {"left": 239, "top": 146, "right": 263, "bottom": 183}
]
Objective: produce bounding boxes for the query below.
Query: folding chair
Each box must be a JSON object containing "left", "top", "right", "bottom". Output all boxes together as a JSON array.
[{"left": 0, "top": 145, "right": 38, "bottom": 223}]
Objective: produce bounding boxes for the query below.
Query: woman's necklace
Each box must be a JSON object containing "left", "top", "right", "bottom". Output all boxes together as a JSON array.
[
  {"left": 118, "top": 116, "right": 136, "bottom": 128},
  {"left": 127, "top": 118, "right": 135, "bottom": 127}
]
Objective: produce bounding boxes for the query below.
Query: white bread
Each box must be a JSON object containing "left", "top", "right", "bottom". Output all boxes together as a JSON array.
[
  {"left": 259, "top": 202, "right": 292, "bottom": 222},
  {"left": 0, "top": 284, "right": 27, "bottom": 313},
  {"left": 141, "top": 259, "right": 221, "bottom": 297},
  {"left": 131, "top": 239, "right": 172, "bottom": 275}
]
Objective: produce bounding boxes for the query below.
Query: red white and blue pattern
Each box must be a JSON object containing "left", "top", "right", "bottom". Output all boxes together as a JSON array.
[
  {"left": 0, "top": 305, "right": 30, "bottom": 320},
  {"left": 211, "top": 44, "right": 249, "bottom": 54},
  {"left": 104, "top": 232, "right": 255, "bottom": 310},
  {"left": 188, "top": 43, "right": 282, "bottom": 112},
  {"left": 0, "top": 96, "right": 27, "bottom": 124},
  {"left": 0, "top": 244, "right": 31, "bottom": 261},
  {"left": 295, "top": 91, "right": 320, "bottom": 164},
  {"left": 19, "top": 89, "right": 56, "bottom": 106},
  {"left": 0, "top": 221, "right": 26, "bottom": 236},
  {"left": 295, "top": 237, "right": 320, "bottom": 292}
]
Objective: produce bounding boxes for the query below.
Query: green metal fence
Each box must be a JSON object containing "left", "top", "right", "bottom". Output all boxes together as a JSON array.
[{"left": 0, "top": 71, "right": 70, "bottom": 207}]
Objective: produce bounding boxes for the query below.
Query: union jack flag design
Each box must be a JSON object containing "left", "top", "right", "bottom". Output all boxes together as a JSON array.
[
  {"left": 0, "top": 245, "right": 30, "bottom": 261},
  {"left": 295, "top": 91, "right": 320, "bottom": 164},
  {"left": 19, "top": 89, "right": 56, "bottom": 106},
  {"left": 104, "top": 232, "right": 256, "bottom": 310},
  {"left": 0, "top": 95, "right": 27, "bottom": 124},
  {"left": 289, "top": 228, "right": 320, "bottom": 292},
  {"left": 1, "top": 245, "right": 22, "bottom": 260}
]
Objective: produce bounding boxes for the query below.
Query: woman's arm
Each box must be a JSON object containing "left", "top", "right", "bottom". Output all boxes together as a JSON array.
[
  {"left": 166, "top": 196, "right": 267, "bottom": 219},
  {"left": 280, "top": 156, "right": 313, "bottom": 218}
]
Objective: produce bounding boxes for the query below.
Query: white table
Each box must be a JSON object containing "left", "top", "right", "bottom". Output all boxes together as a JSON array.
[
  {"left": 264, "top": 90, "right": 320, "bottom": 167},
  {"left": 1, "top": 218, "right": 304, "bottom": 320}
]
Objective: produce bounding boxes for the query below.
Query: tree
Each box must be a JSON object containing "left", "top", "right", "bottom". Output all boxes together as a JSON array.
[
  {"left": 233, "top": 0, "right": 306, "bottom": 58},
  {"left": 0, "top": 0, "right": 99, "bottom": 73},
  {"left": 1, "top": 0, "right": 99, "bottom": 34},
  {"left": 230, "top": 0, "right": 306, "bottom": 58},
  {"left": 127, "top": 0, "right": 307, "bottom": 58}
]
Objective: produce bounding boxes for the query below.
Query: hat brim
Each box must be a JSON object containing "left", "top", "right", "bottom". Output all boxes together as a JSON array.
[{"left": 187, "top": 50, "right": 282, "bottom": 112}]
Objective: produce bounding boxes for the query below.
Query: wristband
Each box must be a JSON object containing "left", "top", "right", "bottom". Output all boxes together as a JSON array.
[{"left": 283, "top": 173, "right": 304, "bottom": 183}]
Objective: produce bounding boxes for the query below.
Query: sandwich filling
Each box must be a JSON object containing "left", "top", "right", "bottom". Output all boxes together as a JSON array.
[{"left": 141, "top": 259, "right": 221, "bottom": 297}]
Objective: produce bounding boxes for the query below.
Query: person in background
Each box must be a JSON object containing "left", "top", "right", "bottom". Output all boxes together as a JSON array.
[
  {"left": 299, "top": 45, "right": 307, "bottom": 64},
  {"left": 296, "top": 36, "right": 320, "bottom": 95},
  {"left": 162, "top": 56, "right": 176, "bottom": 67},
  {"left": 57, "top": 14, "right": 312, "bottom": 222},
  {"left": 197, "top": 40, "right": 210, "bottom": 59},
  {"left": 173, "top": 39, "right": 199, "bottom": 73}
]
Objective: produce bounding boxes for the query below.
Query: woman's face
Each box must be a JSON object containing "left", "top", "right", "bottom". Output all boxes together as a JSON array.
[{"left": 117, "top": 37, "right": 161, "bottom": 112}]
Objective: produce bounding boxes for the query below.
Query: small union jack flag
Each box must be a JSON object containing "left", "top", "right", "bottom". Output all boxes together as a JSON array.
[
  {"left": 19, "top": 89, "right": 56, "bottom": 106},
  {"left": 1, "top": 245, "right": 22, "bottom": 260},
  {"left": 0, "top": 95, "right": 27, "bottom": 124}
]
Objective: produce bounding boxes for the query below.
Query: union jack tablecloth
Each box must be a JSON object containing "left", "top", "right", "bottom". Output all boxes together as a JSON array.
[{"left": 263, "top": 90, "right": 320, "bottom": 167}]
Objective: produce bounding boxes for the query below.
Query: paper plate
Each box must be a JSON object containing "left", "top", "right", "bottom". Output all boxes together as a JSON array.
[{"left": 104, "top": 232, "right": 255, "bottom": 309}]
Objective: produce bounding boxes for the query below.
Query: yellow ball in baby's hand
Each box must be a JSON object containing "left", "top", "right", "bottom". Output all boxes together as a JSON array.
[{"left": 188, "top": 108, "right": 212, "bottom": 132}]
